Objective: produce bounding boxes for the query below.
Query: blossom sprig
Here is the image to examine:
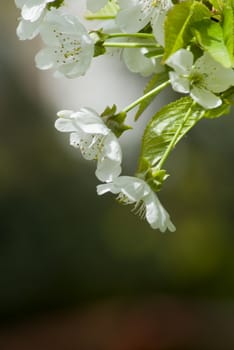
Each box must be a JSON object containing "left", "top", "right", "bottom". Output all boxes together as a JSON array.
[{"left": 14, "top": 0, "right": 234, "bottom": 231}]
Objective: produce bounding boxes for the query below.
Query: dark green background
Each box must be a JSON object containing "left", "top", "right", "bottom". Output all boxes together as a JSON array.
[{"left": 1, "top": 3, "right": 234, "bottom": 349}]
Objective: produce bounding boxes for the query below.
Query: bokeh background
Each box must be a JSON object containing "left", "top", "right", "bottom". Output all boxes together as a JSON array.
[{"left": 1, "top": 2, "right": 234, "bottom": 349}]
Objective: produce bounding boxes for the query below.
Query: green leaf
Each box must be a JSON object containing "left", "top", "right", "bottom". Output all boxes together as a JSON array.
[
  {"left": 163, "top": 1, "right": 210, "bottom": 61},
  {"left": 138, "top": 97, "right": 205, "bottom": 174},
  {"left": 85, "top": 0, "right": 119, "bottom": 19},
  {"left": 222, "top": 2, "right": 234, "bottom": 63},
  {"left": 137, "top": 96, "right": 232, "bottom": 191},
  {"left": 93, "top": 41, "right": 106, "bottom": 57},
  {"left": 193, "top": 19, "right": 233, "bottom": 67},
  {"left": 208, "top": 0, "right": 223, "bottom": 12},
  {"left": 134, "top": 71, "right": 169, "bottom": 121}
]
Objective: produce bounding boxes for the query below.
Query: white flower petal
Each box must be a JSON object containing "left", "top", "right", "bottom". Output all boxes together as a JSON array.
[
  {"left": 151, "top": 9, "right": 165, "bottom": 46},
  {"left": 169, "top": 71, "right": 190, "bottom": 93},
  {"left": 16, "top": 17, "right": 41, "bottom": 40},
  {"left": 97, "top": 183, "right": 119, "bottom": 195},
  {"left": 115, "top": 176, "right": 150, "bottom": 202},
  {"left": 55, "top": 117, "right": 78, "bottom": 133},
  {"left": 56, "top": 61, "right": 89, "bottom": 79},
  {"left": 144, "top": 193, "right": 176, "bottom": 232},
  {"left": 73, "top": 108, "right": 109, "bottom": 135},
  {"left": 190, "top": 86, "right": 222, "bottom": 109},
  {"left": 21, "top": 0, "right": 49, "bottom": 22},
  {"left": 95, "top": 133, "right": 122, "bottom": 182},
  {"left": 123, "top": 46, "right": 157, "bottom": 77},
  {"left": 116, "top": 0, "right": 151, "bottom": 33},
  {"left": 151, "top": 0, "right": 173, "bottom": 46},
  {"left": 69, "top": 132, "right": 82, "bottom": 149},
  {"left": 96, "top": 158, "right": 121, "bottom": 182},
  {"left": 21, "top": 5, "right": 45, "bottom": 22},
  {"left": 57, "top": 110, "right": 74, "bottom": 118},
  {"left": 35, "top": 47, "right": 56, "bottom": 70},
  {"left": 194, "top": 52, "right": 234, "bottom": 93},
  {"left": 102, "top": 133, "right": 122, "bottom": 162},
  {"left": 166, "top": 49, "right": 193, "bottom": 75}
]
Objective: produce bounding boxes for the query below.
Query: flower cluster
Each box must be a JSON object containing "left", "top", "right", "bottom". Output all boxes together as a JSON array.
[
  {"left": 15, "top": 0, "right": 234, "bottom": 232},
  {"left": 16, "top": 0, "right": 94, "bottom": 78},
  {"left": 54, "top": 108, "right": 175, "bottom": 232}
]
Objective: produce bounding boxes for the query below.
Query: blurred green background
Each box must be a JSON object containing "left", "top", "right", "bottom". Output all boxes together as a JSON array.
[{"left": 1, "top": 2, "right": 234, "bottom": 349}]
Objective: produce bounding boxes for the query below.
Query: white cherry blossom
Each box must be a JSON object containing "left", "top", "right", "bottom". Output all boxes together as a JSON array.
[
  {"left": 97, "top": 176, "right": 176, "bottom": 232},
  {"left": 116, "top": 0, "right": 172, "bottom": 46},
  {"left": 35, "top": 11, "right": 94, "bottom": 78},
  {"left": 55, "top": 109, "right": 122, "bottom": 182},
  {"left": 15, "top": 0, "right": 53, "bottom": 40},
  {"left": 166, "top": 49, "right": 234, "bottom": 109}
]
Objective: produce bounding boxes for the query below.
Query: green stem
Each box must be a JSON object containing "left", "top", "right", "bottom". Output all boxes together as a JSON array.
[
  {"left": 123, "top": 81, "right": 170, "bottom": 114},
  {"left": 103, "top": 42, "right": 158, "bottom": 49},
  {"left": 107, "top": 33, "right": 155, "bottom": 40},
  {"left": 85, "top": 15, "right": 115, "bottom": 20},
  {"left": 157, "top": 101, "right": 196, "bottom": 170}
]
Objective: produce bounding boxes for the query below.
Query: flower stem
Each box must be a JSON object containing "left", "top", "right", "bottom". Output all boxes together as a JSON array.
[
  {"left": 103, "top": 42, "right": 159, "bottom": 49},
  {"left": 107, "top": 33, "right": 155, "bottom": 40},
  {"left": 157, "top": 101, "right": 197, "bottom": 170},
  {"left": 123, "top": 81, "right": 170, "bottom": 114},
  {"left": 85, "top": 15, "right": 116, "bottom": 20}
]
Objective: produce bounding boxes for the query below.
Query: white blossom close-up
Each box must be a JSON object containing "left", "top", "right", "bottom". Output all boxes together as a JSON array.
[
  {"left": 116, "top": 0, "right": 172, "bottom": 46},
  {"left": 15, "top": 0, "right": 54, "bottom": 40},
  {"left": 166, "top": 49, "right": 234, "bottom": 109},
  {"left": 97, "top": 176, "right": 176, "bottom": 232},
  {"left": 55, "top": 108, "right": 122, "bottom": 182},
  {"left": 35, "top": 11, "right": 94, "bottom": 78},
  {"left": 14, "top": 0, "right": 234, "bottom": 233}
]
